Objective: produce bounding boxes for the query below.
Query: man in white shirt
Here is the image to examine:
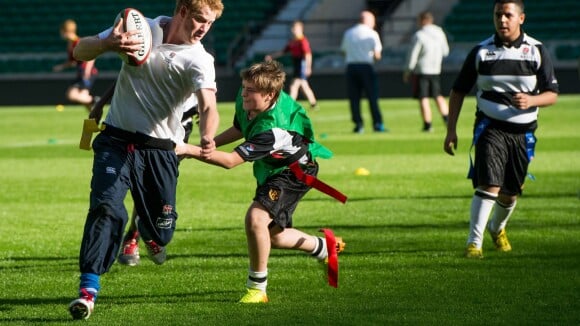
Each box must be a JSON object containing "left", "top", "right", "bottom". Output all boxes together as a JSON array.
[
  {"left": 341, "top": 10, "right": 386, "bottom": 133},
  {"left": 404, "top": 11, "right": 450, "bottom": 132},
  {"left": 68, "top": 0, "right": 224, "bottom": 320}
]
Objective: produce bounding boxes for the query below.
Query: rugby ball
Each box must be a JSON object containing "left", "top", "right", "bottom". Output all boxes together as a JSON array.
[{"left": 115, "top": 8, "right": 152, "bottom": 66}]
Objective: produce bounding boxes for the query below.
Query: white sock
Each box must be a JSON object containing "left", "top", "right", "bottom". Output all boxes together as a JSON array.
[
  {"left": 310, "top": 236, "right": 327, "bottom": 260},
  {"left": 488, "top": 200, "right": 516, "bottom": 235},
  {"left": 467, "top": 190, "right": 497, "bottom": 248},
  {"left": 246, "top": 269, "right": 267, "bottom": 292}
]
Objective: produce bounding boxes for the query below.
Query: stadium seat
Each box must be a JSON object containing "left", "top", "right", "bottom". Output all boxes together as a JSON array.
[
  {"left": 444, "top": 0, "right": 580, "bottom": 43},
  {"left": 0, "top": 0, "right": 286, "bottom": 74}
]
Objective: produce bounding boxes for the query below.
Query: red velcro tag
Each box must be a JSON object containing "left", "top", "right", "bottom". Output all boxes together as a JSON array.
[
  {"left": 320, "top": 228, "right": 339, "bottom": 288},
  {"left": 289, "top": 162, "right": 347, "bottom": 203}
]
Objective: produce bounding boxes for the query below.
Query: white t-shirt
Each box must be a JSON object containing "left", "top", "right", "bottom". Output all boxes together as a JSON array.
[
  {"left": 99, "top": 16, "right": 216, "bottom": 145},
  {"left": 340, "top": 24, "right": 382, "bottom": 64}
]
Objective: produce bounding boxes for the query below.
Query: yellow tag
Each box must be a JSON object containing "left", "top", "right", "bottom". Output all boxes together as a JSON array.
[{"left": 79, "top": 119, "right": 103, "bottom": 150}]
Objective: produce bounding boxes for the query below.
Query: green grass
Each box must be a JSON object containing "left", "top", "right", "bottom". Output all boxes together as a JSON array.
[{"left": 0, "top": 96, "right": 579, "bottom": 325}]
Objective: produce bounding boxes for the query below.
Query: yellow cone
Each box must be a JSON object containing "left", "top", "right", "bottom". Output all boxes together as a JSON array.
[{"left": 354, "top": 167, "right": 370, "bottom": 176}]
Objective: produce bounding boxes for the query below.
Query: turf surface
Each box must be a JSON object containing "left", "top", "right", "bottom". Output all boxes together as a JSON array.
[{"left": 0, "top": 96, "right": 578, "bottom": 325}]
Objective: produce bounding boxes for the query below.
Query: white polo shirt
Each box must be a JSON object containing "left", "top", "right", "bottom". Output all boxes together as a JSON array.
[
  {"left": 340, "top": 24, "right": 382, "bottom": 64},
  {"left": 99, "top": 16, "right": 217, "bottom": 145}
]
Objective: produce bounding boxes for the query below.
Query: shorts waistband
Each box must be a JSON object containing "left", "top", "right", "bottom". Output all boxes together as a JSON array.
[{"left": 101, "top": 124, "right": 175, "bottom": 150}]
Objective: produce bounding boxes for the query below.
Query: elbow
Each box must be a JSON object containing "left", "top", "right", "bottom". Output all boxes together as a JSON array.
[{"left": 73, "top": 47, "right": 90, "bottom": 62}]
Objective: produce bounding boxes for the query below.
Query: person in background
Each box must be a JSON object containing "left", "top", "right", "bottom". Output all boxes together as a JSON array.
[
  {"left": 340, "top": 10, "right": 386, "bottom": 133},
  {"left": 443, "top": 0, "right": 558, "bottom": 259},
  {"left": 265, "top": 20, "right": 319, "bottom": 110},
  {"left": 403, "top": 11, "right": 450, "bottom": 132},
  {"left": 53, "top": 19, "right": 99, "bottom": 112}
]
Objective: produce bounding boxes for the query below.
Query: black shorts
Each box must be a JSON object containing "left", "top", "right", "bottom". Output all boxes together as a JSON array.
[
  {"left": 473, "top": 126, "right": 531, "bottom": 196},
  {"left": 291, "top": 57, "right": 307, "bottom": 80},
  {"left": 254, "top": 162, "right": 319, "bottom": 229},
  {"left": 181, "top": 105, "right": 198, "bottom": 143},
  {"left": 412, "top": 74, "right": 442, "bottom": 99}
]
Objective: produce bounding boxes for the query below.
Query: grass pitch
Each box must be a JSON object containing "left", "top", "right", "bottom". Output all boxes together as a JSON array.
[{"left": 0, "top": 96, "right": 579, "bottom": 325}]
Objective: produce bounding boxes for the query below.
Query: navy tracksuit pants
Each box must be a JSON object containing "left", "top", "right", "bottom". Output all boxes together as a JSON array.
[{"left": 79, "top": 132, "right": 178, "bottom": 275}]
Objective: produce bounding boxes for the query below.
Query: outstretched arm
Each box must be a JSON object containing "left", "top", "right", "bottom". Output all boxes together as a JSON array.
[
  {"left": 214, "top": 126, "right": 243, "bottom": 147},
  {"left": 175, "top": 144, "right": 245, "bottom": 169}
]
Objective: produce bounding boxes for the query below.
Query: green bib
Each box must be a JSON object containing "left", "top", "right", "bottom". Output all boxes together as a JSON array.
[{"left": 235, "top": 90, "right": 333, "bottom": 185}]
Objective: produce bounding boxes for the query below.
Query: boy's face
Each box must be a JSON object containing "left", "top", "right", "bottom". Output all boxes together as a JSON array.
[
  {"left": 241, "top": 80, "right": 274, "bottom": 114},
  {"left": 494, "top": 2, "right": 525, "bottom": 43}
]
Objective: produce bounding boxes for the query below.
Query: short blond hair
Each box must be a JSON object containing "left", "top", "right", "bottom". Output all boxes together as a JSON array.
[
  {"left": 240, "top": 61, "right": 286, "bottom": 99},
  {"left": 175, "top": 0, "right": 224, "bottom": 18},
  {"left": 60, "top": 19, "right": 77, "bottom": 33}
]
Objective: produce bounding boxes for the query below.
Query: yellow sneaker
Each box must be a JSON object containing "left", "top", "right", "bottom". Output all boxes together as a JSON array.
[
  {"left": 491, "top": 229, "right": 512, "bottom": 252},
  {"left": 464, "top": 243, "right": 483, "bottom": 259},
  {"left": 238, "top": 288, "right": 268, "bottom": 304}
]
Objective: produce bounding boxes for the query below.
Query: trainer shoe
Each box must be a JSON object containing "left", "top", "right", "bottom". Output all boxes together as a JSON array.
[
  {"left": 464, "top": 243, "right": 483, "bottom": 259},
  {"left": 118, "top": 238, "right": 140, "bottom": 266},
  {"left": 144, "top": 240, "right": 166, "bottom": 265},
  {"left": 373, "top": 123, "right": 389, "bottom": 132},
  {"left": 238, "top": 288, "right": 269, "bottom": 304},
  {"left": 69, "top": 289, "right": 95, "bottom": 320},
  {"left": 490, "top": 229, "right": 512, "bottom": 252}
]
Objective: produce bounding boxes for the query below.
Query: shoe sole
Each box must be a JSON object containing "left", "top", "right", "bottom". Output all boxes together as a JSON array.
[
  {"left": 69, "top": 299, "right": 93, "bottom": 320},
  {"left": 118, "top": 255, "right": 140, "bottom": 266}
]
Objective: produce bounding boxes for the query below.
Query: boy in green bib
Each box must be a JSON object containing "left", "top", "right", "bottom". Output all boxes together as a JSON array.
[{"left": 176, "top": 60, "right": 345, "bottom": 303}]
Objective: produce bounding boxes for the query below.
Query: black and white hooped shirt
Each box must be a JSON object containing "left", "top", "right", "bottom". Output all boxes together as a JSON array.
[{"left": 453, "top": 32, "right": 559, "bottom": 125}]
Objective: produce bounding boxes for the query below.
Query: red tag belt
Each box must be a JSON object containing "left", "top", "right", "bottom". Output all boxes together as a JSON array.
[{"left": 289, "top": 162, "right": 347, "bottom": 204}]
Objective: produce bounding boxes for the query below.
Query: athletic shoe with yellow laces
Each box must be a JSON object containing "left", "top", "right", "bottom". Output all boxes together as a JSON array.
[
  {"left": 490, "top": 229, "right": 512, "bottom": 252},
  {"left": 238, "top": 288, "right": 269, "bottom": 304},
  {"left": 464, "top": 243, "right": 483, "bottom": 259}
]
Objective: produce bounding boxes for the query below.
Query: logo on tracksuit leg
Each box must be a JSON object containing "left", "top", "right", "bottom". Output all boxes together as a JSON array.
[{"left": 156, "top": 205, "right": 174, "bottom": 229}]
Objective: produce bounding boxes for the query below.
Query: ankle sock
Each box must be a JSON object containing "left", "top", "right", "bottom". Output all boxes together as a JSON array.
[
  {"left": 247, "top": 270, "right": 267, "bottom": 292},
  {"left": 310, "top": 236, "right": 327, "bottom": 260},
  {"left": 79, "top": 273, "right": 100, "bottom": 301}
]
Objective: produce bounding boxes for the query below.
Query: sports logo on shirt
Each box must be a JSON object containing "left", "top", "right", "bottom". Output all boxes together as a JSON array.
[
  {"left": 239, "top": 144, "right": 255, "bottom": 156},
  {"left": 163, "top": 52, "right": 177, "bottom": 65},
  {"left": 268, "top": 188, "right": 280, "bottom": 201}
]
